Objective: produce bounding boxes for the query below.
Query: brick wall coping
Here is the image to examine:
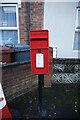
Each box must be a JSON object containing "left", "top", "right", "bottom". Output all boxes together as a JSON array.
[
  {"left": 0, "top": 61, "right": 30, "bottom": 68},
  {"left": 53, "top": 58, "right": 80, "bottom": 64}
]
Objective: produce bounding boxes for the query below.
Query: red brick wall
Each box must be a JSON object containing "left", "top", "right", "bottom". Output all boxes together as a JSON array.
[
  {"left": 44, "top": 47, "right": 53, "bottom": 87},
  {"left": 30, "top": 2, "right": 44, "bottom": 30},
  {"left": 19, "top": 2, "right": 44, "bottom": 44},
  {"left": 2, "top": 62, "right": 38, "bottom": 101},
  {"left": 1, "top": 47, "right": 53, "bottom": 101},
  {"left": 1, "top": 1, "right": 52, "bottom": 102},
  {"left": 19, "top": 2, "right": 29, "bottom": 44}
]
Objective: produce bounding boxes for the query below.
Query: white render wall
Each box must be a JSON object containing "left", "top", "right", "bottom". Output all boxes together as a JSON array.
[
  {"left": 0, "top": 0, "right": 21, "bottom": 7},
  {"left": 0, "top": 0, "right": 18, "bottom": 3},
  {"left": 44, "top": 2, "right": 79, "bottom": 58}
]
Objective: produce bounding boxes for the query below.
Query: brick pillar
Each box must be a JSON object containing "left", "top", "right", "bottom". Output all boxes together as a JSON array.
[
  {"left": 19, "top": 2, "right": 29, "bottom": 44},
  {"left": 30, "top": 2, "right": 44, "bottom": 30},
  {"left": 44, "top": 47, "right": 53, "bottom": 87},
  {"left": 19, "top": 1, "right": 44, "bottom": 44}
]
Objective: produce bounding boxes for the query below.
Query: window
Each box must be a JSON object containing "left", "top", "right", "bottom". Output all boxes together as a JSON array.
[
  {"left": 73, "top": 6, "right": 80, "bottom": 51},
  {"left": 75, "top": 7, "right": 80, "bottom": 30},
  {"left": 73, "top": 31, "right": 80, "bottom": 50},
  {"left": 0, "top": 4, "right": 19, "bottom": 45}
]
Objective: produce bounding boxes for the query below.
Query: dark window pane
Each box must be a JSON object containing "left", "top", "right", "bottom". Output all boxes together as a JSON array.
[
  {"left": 73, "top": 31, "right": 80, "bottom": 50},
  {"left": 2, "top": 30, "right": 18, "bottom": 44},
  {"left": 0, "top": 6, "right": 17, "bottom": 27}
]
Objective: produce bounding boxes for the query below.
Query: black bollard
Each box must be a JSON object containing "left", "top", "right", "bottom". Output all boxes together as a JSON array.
[
  {"left": 38, "top": 74, "right": 43, "bottom": 113},
  {"left": 38, "top": 74, "right": 47, "bottom": 117}
]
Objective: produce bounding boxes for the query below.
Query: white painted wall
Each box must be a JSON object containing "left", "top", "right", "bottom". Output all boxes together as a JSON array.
[
  {"left": 0, "top": 0, "right": 18, "bottom": 3},
  {"left": 44, "top": 2, "right": 79, "bottom": 58},
  {"left": 0, "top": 0, "right": 21, "bottom": 7}
]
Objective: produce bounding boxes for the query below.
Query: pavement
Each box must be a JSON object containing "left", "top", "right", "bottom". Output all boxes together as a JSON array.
[{"left": 8, "top": 83, "right": 80, "bottom": 119}]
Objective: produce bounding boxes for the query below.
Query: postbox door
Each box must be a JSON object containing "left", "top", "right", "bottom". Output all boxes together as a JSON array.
[{"left": 30, "top": 49, "right": 49, "bottom": 74}]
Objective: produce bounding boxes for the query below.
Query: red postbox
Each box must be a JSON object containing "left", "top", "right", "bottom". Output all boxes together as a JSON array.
[{"left": 29, "top": 30, "right": 49, "bottom": 74}]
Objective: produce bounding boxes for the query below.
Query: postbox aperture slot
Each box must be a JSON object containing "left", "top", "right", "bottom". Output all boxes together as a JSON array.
[
  {"left": 30, "top": 40, "right": 49, "bottom": 49},
  {"left": 30, "top": 38, "right": 48, "bottom": 40}
]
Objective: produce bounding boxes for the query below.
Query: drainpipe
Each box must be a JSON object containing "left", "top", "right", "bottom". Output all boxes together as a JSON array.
[{"left": 27, "top": 1, "right": 30, "bottom": 45}]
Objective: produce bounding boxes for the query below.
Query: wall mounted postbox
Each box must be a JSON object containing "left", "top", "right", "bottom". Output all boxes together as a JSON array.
[{"left": 29, "top": 30, "right": 49, "bottom": 74}]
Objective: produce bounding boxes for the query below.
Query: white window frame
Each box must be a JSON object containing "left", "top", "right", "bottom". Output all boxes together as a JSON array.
[
  {"left": 0, "top": 3, "right": 20, "bottom": 43},
  {"left": 75, "top": 7, "right": 80, "bottom": 31},
  {"left": 72, "top": 30, "right": 80, "bottom": 52}
]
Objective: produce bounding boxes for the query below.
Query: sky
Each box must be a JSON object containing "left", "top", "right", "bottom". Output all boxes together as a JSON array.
[{"left": 44, "top": 1, "right": 79, "bottom": 58}]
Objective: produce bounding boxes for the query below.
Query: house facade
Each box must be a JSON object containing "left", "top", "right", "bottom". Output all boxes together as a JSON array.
[
  {"left": 0, "top": 0, "right": 47, "bottom": 101},
  {"left": 0, "top": 0, "right": 44, "bottom": 45}
]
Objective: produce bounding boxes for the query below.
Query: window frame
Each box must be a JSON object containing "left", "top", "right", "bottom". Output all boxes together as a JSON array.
[
  {"left": 75, "top": 7, "right": 80, "bottom": 31},
  {"left": 73, "top": 6, "right": 80, "bottom": 52},
  {"left": 0, "top": 3, "right": 20, "bottom": 43},
  {"left": 73, "top": 30, "right": 80, "bottom": 52}
]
